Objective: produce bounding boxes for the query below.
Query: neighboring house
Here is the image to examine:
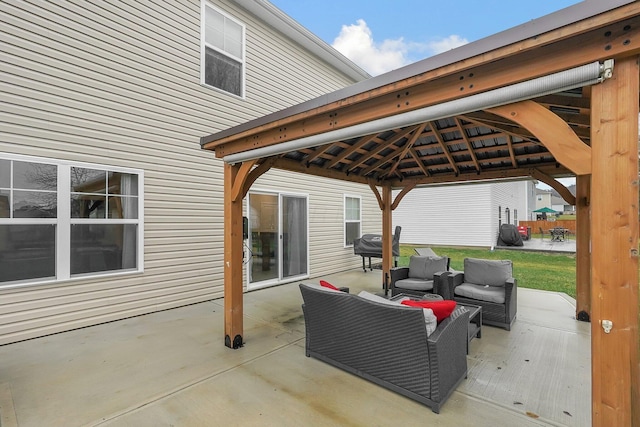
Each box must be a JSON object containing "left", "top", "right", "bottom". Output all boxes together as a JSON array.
[
  {"left": 0, "top": 0, "right": 378, "bottom": 345},
  {"left": 392, "top": 181, "right": 535, "bottom": 248},
  {"left": 535, "top": 189, "right": 553, "bottom": 211},
  {"left": 551, "top": 195, "right": 574, "bottom": 214},
  {"left": 535, "top": 187, "right": 575, "bottom": 214}
]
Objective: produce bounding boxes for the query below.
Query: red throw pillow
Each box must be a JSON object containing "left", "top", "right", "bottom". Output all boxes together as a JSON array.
[
  {"left": 401, "top": 299, "right": 457, "bottom": 322},
  {"left": 319, "top": 280, "right": 340, "bottom": 291}
]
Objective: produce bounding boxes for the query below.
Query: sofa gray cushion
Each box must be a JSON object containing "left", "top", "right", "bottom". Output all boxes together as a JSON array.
[
  {"left": 395, "top": 278, "right": 434, "bottom": 291},
  {"left": 454, "top": 282, "right": 506, "bottom": 304},
  {"left": 408, "top": 256, "right": 448, "bottom": 280},
  {"left": 408, "top": 256, "right": 428, "bottom": 278},
  {"left": 464, "top": 258, "right": 512, "bottom": 287},
  {"left": 357, "top": 291, "right": 437, "bottom": 335},
  {"left": 424, "top": 256, "right": 448, "bottom": 279},
  {"left": 357, "top": 290, "right": 403, "bottom": 306}
]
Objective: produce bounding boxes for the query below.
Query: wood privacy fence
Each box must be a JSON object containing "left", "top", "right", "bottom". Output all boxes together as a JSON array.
[{"left": 518, "top": 220, "right": 576, "bottom": 234}]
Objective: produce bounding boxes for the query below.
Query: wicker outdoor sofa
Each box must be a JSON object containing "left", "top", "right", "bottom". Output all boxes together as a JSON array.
[{"left": 299, "top": 283, "right": 470, "bottom": 413}]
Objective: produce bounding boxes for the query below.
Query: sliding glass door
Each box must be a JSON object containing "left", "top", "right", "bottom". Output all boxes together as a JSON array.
[{"left": 248, "top": 191, "right": 308, "bottom": 288}]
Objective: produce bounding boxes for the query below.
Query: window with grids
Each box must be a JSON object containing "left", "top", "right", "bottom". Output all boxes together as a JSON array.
[
  {"left": 202, "top": 3, "right": 245, "bottom": 97},
  {"left": 0, "top": 156, "right": 143, "bottom": 286},
  {"left": 344, "top": 195, "right": 361, "bottom": 247}
]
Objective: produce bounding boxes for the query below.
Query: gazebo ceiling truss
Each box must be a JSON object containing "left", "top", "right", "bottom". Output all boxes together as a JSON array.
[{"left": 201, "top": 2, "right": 640, "bottom": 426}]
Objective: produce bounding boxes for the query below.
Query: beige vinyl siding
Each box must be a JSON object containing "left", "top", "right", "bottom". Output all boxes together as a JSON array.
[{"left": 0, "top": 0, "right": 370, "bottom": 344}]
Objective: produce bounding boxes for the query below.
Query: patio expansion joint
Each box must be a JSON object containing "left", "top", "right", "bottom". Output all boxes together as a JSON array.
[
  {"left": 0, "top": 382, "right": 18, "bottom": 427},
  {"left": 516, "top": 317, "right": 591, "bottom": 337},
  {"left": 455, "top": 389, "right": 567, "bottom": 427},
  {"left": 88, "top": 339, "right": 304, "bottom": 426}
]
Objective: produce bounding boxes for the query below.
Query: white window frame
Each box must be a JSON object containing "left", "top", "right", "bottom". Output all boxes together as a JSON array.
[
  {"left": 0, "top": 153, "right": 144, "bottom": 289},
  {"left": 344, "top": 194, "right": 361, "bottom": 248},
  {"left": 200, "top": 1, "right": 246, "bottom": 99}
]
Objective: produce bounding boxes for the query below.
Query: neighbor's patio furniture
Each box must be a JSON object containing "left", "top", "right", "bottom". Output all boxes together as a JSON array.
[
  {"left": 445, "top": 258, "right": 517, "bottom": 331},
  {"left": 389, "top": 255, "right": 450, "bottom": 298},
  {"left": 299, "top": 283, "right": 469, "bottom": 413},
  {"left": 550, "top": 227, "right": 567, "bottom": 241}
]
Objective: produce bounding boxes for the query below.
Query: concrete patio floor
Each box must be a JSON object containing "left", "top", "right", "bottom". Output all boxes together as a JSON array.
[{"left": 0, "top": 270, "right": 590, "bottom": 427}]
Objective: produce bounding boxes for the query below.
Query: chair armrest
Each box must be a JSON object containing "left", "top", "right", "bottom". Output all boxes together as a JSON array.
[
  {"left": 427, "top": 308, "right": 469, "bottom": 400},
  {"left": 444, "top": 271, "right": 464, "bottom": 301},
  {"left": 390, "top": 267, "right": 409, "bottom": 286},
  {"left": 433, "top": 271, "right": 450, "bottom": 299},
  {"left": 505, "top": 277, "right": 517, "bottom": 320}
]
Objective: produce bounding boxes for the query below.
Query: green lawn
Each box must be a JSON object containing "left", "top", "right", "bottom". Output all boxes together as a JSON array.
[{"left": 399, "top": 245, "right": 577, "bottom": 298}]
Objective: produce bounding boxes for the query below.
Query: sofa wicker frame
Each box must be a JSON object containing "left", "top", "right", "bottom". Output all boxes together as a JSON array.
[{"left": 299, "top": 283, "right": 469, "bottom": 413}]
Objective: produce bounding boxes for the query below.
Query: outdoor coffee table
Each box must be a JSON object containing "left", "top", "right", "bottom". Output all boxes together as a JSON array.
[{"left": 458, "top": 303, "right": 482, "bottom": 353}]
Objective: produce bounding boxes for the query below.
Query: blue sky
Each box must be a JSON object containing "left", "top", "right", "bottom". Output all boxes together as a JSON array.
[{"left": 270, "top": 0, "right": 582, "bottom": 75}]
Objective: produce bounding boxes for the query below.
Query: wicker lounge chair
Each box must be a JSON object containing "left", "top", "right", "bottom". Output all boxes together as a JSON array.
[
  {"left": 445, "top": 258, "right": 517, "bottom": 330},
  {"left": 299, "top": 283, "right": 469, "bottom": 413},
  {"left": 389, "top": 255, "right": 450, "bottom": 298}
]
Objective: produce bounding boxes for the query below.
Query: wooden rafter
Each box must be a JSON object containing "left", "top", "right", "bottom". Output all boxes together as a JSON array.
[
  {"left": 347, "top": 126, "right": 418, "bottom": 172},
  {"left": 409, "top": 147, "right": 430, "bottom": 177},
  {"left": 428, "top": 121, "right": 459, "bottom": 175},
  {"left": 386, "top": 123, "right": 427, "bottom": 177},
  {"left": 506, "top": 135, "right": 518, "bottom": 168},
  {"left": 454, "top": 117, "right": 481, "bottom": 172},
  {"left": 326, "top": 133, "right": 378, "bottom": 169},
  {"left": 361, "top": 125, "right": 426, "bottom": 177},
  {"left": 304, "top": 144, "right": 333, "bottom": 164}
]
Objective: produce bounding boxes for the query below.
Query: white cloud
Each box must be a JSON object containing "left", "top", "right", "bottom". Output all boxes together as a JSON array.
[
  {"left": 423, "top": 35, "right": 469, "bottom": 55},
  {"left": 331, "top": 19, "right": 407, "bottom": 76},
  {"left": 331, "top": 20, "right": 468, "bottom": 76}
]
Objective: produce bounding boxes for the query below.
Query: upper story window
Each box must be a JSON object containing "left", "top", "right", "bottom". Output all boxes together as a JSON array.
[
  {"left": 0, "top": 154, "right": 143, "bottom": 287},
  {"left": 344, "top": 195, "right": 361, "bottom": 247},
  {"left": 202, "top": 2, "right": 245, "bottom": 97}
]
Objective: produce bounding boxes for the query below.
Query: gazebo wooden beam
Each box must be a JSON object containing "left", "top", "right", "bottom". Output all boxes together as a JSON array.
[
  {"left": 487, "top": 101, "right": 591, "bottom": 176},
  {"left": 388, "top": 165, "right": 569, "bottom": 188},
  {"left": 530, "top": 169, "right": 577, "bottom": 206},
  {"left": 590, "top": 56, "right": 639, "bottom": 427}
]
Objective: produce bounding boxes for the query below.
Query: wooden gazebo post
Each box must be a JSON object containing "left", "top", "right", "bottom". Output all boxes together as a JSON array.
[
  {"left": 575, "top": 174, "right": 591, "bottom": 321},
  {"left": 590, "top": 55, "right": 639, "bottom": 426},
  {"left": 223, "top": 160, "right": 272, "bottom": 349},
  {"left": 381, "top": 185, "right": 393, "bottom": 292},
  {"left": 223, "top": 162, "right": 245, "bottom": 349}
]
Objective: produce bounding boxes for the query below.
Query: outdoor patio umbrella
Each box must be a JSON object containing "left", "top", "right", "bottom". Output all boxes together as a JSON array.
[{"left": 532, "top": 207, "right": 558, "bottom": 213}]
